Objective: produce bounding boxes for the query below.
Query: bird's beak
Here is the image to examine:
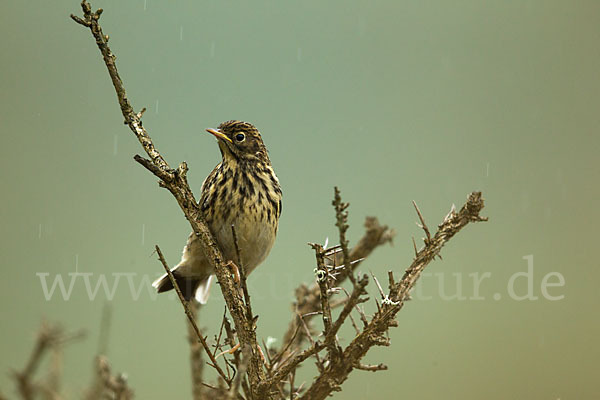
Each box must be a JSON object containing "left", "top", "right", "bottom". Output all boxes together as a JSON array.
[{"left": 206, "top": 128, "right": 233, "bottom": 143}]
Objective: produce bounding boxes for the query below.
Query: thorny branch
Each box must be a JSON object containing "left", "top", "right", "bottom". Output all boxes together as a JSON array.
[
  {"left": 69, "top": 1, "right": 487, "bottom": 399},
  {"left": 263, "top": 191, "right": 485, "bottom": 398},
  {"left": 309, "top": 243, "right": 338, "bottom": 362},
  {"left": 332, "top": 186, "right": 354, "bottom": 284},
  {"left": 298, "top": 191, "right": 487, "bottom": 400},
  {"left": 276, "top": 216, "right": 396, "bottom": 368}
]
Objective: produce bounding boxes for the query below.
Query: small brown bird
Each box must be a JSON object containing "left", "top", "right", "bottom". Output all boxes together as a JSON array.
[{"left": 152, "top": 120, "right": 282, "bottom": 302}]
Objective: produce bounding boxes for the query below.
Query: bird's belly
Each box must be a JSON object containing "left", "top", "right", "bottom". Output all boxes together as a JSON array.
[{"left": 213, "top": 214, "right": 277, "bottom": 274}]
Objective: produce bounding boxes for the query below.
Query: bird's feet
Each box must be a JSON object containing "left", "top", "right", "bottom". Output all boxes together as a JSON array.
[
  {"left": 216, "top": 342, "right": 241, "bottom": 359},
  {"left": 215, "top": 342, "right": 267, "bottom": 364},
  {"left": 224, "top": 260, "right": 241, "bottom": 284}
]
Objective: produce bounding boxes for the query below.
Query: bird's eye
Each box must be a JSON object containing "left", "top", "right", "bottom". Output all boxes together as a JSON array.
[{"left": 235, "top": 133, "right": 245, "bottom": 142}]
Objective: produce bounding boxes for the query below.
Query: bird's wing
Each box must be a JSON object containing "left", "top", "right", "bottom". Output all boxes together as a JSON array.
[{"left": 199, "top": 162, "right": 222, "bottom": 211}]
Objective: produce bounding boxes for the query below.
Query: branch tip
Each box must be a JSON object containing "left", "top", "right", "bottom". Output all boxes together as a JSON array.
[{"left": 412, "top": 200, "right": 431, "bottom": 243}]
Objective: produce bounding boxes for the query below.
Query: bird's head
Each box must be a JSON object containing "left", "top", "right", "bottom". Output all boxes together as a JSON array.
[{"left": 206, "top": 120, "right": 269, "bottom": 164}]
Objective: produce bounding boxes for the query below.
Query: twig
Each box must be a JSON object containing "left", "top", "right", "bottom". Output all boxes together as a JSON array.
[
  {"left": 353, "top": 362, "right": 388, "bottom": 372},
  {"left": 309, "top": 243, "right": 337, "bottom": 361},
  {"left": 201, "top": 382, "right": 220, "bottom": 392},
  {"left": 341, "top": 288, "right": 369, "bottom": 327},
  {"left": 346, "top": 312, "right": 360, "bottom": 335},
  {"left": 412, "top": 200, "right": 431, "bottom": 244},
  {"left": 411, "top": 236, "right": 418, "bottom": 257},
  {"left": 270, "top": 322, "right": 301, "bottom": 371},
  {"left": 223, "top": 317, "right": 251, "bottom": 398},
  {"left": 232, "top": 224, "right": 253, "bottom": 321},
  {"left": 222, "top": 317, "right": 237, "bottom": 379},
  {"left": 324, "top": 275, "right": 369, "bottom": 346},
  {"left": 213, "top": 307, "right": 229, "bottom": 358},
  {"left": 96, "top": 356, "right": 133, "bottom": 400},
  {"left": 187, "top": 302, "right": 205, "bottom": 400},
  {"left": 289, "top": 370, "right": 296, "bottom": 400},
  {"left": 155, "top": 245, "right": 230, "bottom": 386},
  {"left": 89, "top": 356, "right": 134, "bottom": 400},
  {"left": 262, "top": 338, "right": 274, "bottom": 369},
  {"left": 332, "top": 187, "right": 355, "bottom": 284},
  {"left": 296, "top": 313, "right": 324, "bottom": 373},
  {"left": 227, "top": 344, "right": 251, "bottom": 400},
  {"left": 259, "top": 342, "right": 326, "bottom": 394},
  {"left": 387, "top": 271, "right": 395, "bottom": 292},
  {"left": 369, "top": 271, "right": 385, "bottom": 299}
]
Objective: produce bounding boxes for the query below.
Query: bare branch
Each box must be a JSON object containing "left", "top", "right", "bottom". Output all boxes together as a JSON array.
[
  {"left": 324, "top": 275, "right": 369, "bottom": 346},
  {"left": 14, "top": 323, "right": 85, "bottom": 400},
  {"left": 332, "top": 187, "right": 354, "bottom": 284},
  {"left": 232, "top": 224, "right": 253, "bottom": 321},
  {"left": 387, "top": 270, "right": 396, "bottom": 292},
  {"left": 309, "top": 243, "right": 337, "bottom": 361},
  {"left": 260, "top": 342, "right": 326, "bottom": 394},
  {"left": 187, "top": 302, "right": 205, "bottom": 400},
  {"left": 93, "top": 356, "right": 134, "bottom": 400},
  {"left": 227, "top": 344, "right": 251, "bottom": 400},
  {"left": 412, "top": 200, "right": 431, "bottom": 244},
  {"left": 353, "top": 362, "right": 388, "bottom": 372},
  {"left": 213, "top": 307, "right": 229, "bottom": 358},
  {"left": 411, "top": 236, "right": 418, "bottom": 257},
  {"left": 341, "top": 287, "right": 369, "bottom": 327},
  {"left": 71, "top": 2, "right": 270, "bottom": 395},
  {"left": 296, "top": 313, "right": 324, "bottom": 373},
  {"left": 155, "top": 245, "right": 230, "bottom": 386},
  {"left": 369, "top": 271, "right": 385, "bottom": 299},
  {"left": 269, "top": 322, "right": 301, "bottom": 372}
]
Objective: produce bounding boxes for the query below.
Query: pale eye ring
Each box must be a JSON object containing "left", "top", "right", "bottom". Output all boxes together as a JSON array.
[{"left": 235, "top": 133, "right": 245, "bottom": 142}]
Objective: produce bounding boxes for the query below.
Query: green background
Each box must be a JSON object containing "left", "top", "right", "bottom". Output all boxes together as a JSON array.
[{"left": 1, "top": 0, "right": 598, "bottom": 398}]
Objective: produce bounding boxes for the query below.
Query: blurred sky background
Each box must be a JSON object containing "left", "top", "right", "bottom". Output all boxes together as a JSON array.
[{"left": 1, "top": 0, "right": 599, "bottom": 399}]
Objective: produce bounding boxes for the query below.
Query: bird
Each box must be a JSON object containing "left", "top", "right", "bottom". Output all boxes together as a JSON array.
[{"left": 152, "top": 120, "right": 282, "bottom": 303}]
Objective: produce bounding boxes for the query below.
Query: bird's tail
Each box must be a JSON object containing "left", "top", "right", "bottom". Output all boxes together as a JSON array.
[{"left": 152, "top": 270, "right": 214, "bottom": 304}]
